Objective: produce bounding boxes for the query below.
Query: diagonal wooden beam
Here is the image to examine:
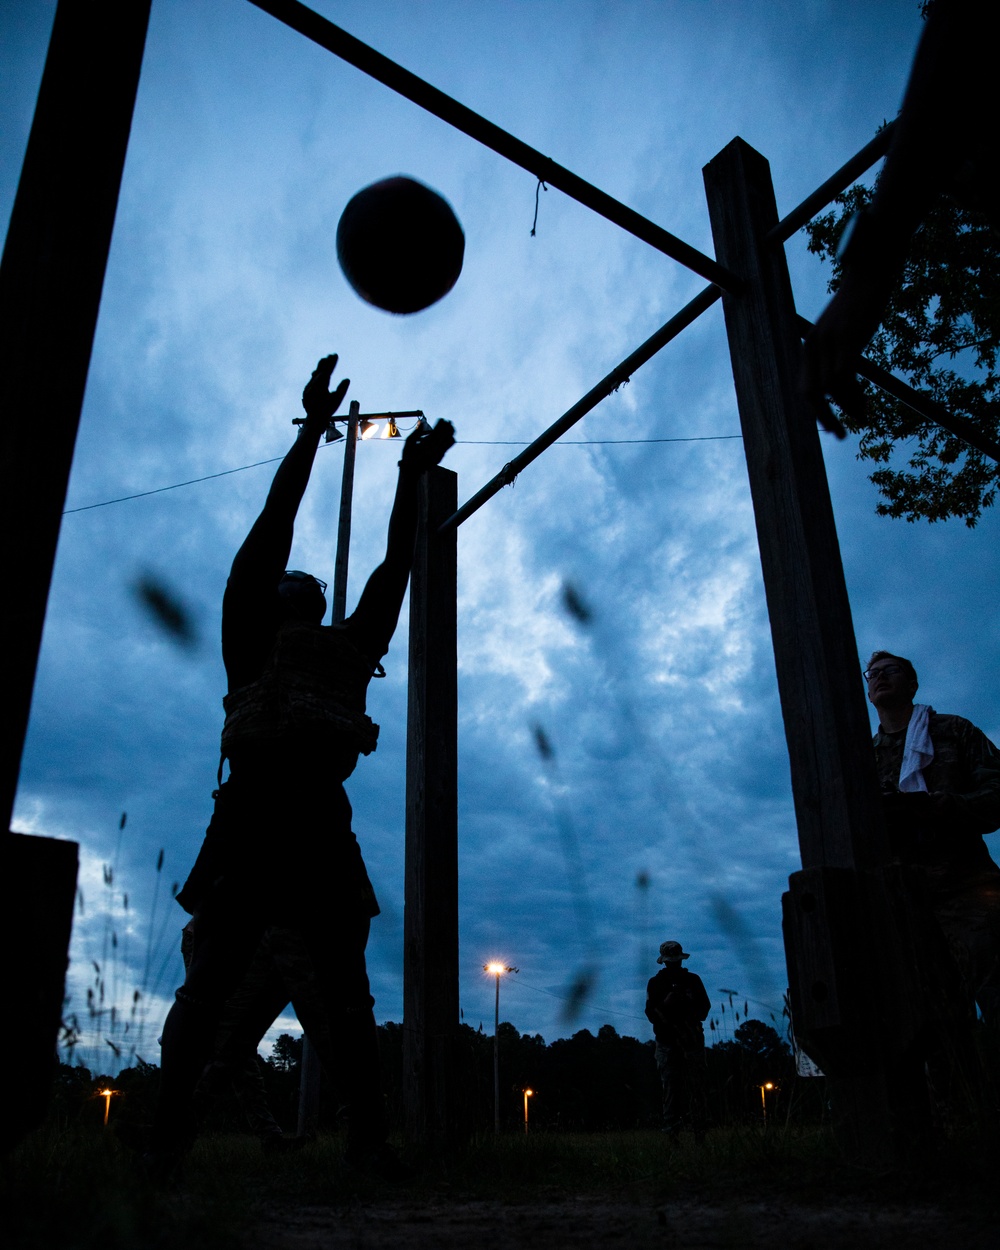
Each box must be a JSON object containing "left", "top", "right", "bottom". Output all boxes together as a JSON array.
[
  {"left": 0, "top": 0, "right": 152, "bottom": 832},
  {"left": 795, "top": 314, "right": 1000, "bottom": 463},
  {"left": 248, "top": 0, "right": 740, "bottom": 291},
  {"left": 439, "top": 284, "right": 722, "bottom": 532}
]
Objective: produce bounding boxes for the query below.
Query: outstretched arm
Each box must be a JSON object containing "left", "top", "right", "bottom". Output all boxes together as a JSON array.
[
  {"left": 228, "top": 356, "right": 349, "bottom": 590},
  {"left": 349, "top": 418, "right": 455, "bottom": 660}
]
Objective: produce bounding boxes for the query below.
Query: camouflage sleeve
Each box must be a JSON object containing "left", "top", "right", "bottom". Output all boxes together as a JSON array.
[{"left": 934, "top": 716, "right": 1000, "bottom": 836}]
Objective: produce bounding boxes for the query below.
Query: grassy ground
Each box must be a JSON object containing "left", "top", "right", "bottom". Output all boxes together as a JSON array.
[{"left": 3, "top": 1120, "right": 998, "bottom": 1249}]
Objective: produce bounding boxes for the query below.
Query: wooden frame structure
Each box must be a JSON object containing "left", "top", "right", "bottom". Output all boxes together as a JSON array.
[{"left": 3, "top": 0, "right": 995, "bottom": 1155}]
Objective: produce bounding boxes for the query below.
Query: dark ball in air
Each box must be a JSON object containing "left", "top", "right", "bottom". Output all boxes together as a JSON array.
[{"left": 336, "top": 176, "right": 465, "bottom": 315}]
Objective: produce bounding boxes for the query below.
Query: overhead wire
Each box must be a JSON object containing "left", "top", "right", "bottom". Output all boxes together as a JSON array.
[{"left": 62, "top": 433, "right": 743, "bottom": 515}]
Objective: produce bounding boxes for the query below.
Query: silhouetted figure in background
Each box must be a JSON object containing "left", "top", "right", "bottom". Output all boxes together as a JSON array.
[
  {"left": 866, "top": 651, "right": 1000, "bottom": 1026},
  {"left": 151, "top": 355, "right": 454, "bottom": 1173},
  {"left": 802, "top": 0, "right": 995, "bottom": 424},
  {"left": 645, "top": 940, "right": 711, "bottom": 1135}
]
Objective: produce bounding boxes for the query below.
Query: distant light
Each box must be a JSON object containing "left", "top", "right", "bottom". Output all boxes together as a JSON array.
[
  {"left": 360, "top": 418, "right": 379, "bottom": 440},
  {"left": 485, "top": 962, "right": 507, "bottom": 975}
]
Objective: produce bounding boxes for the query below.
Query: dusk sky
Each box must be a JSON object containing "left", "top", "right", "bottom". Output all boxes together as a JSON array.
[{"left": 4, "top": 0, "right": 998, "bottom": 1072}]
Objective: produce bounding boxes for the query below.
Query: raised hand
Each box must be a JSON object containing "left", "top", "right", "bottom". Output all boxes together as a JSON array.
[
  {"left": 400, "top": 418, "right": 456, "bottom": 473},
  {"left": 302, "top": 354, "right": 350, "bottom": 427}
]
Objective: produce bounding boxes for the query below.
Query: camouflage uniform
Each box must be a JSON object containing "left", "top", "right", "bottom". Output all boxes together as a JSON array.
[
  {"left": 182, "top": 920, "right": 283, "bottom": 1144},
  {"left": 874, "top": 710, "right": 1000, "bottom": 1023}
]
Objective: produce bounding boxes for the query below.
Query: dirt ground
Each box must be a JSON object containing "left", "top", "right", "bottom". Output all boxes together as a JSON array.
[{"left": 245, "top": 1193, "right": 993, "bottom": 1249}]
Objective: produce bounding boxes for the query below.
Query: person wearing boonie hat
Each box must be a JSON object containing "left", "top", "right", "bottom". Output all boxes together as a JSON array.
[{"left": 645, "top": 940, "right": 711, "bottom": 1134}]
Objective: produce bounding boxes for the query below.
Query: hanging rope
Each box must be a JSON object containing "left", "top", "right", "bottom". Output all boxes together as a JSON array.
[{"left": 530, "top": 178, "right": 548, "bottom": 236}]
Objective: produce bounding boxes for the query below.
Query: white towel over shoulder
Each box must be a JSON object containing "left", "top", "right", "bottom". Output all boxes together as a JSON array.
[{"left": 898, "top": 703, "right": 934, "bottom": 793}]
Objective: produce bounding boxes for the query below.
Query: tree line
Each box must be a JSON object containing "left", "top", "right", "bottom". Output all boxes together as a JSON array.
[{"left": 52, "top": 1017, "right": 826, "bottom": 1135}]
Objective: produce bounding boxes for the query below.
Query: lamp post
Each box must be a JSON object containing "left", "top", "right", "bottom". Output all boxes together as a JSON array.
[
  {"left": 484, "top": 961, "right": 517, "bottom": 1134},
  {"left": 99, "top": 1087, "right": 115, "bottom": 1127},
  {"left": 523, "top": 1087, "right": 534, "bottom": 1135},
  {"left": 758, "top": 1081, "right": 775, "bottom": 1125},
  {"left": 293, "top": 401, "right": 413, "bottom": 1136}
]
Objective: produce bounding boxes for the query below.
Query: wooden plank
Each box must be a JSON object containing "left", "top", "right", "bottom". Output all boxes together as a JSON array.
[
  {"left": 702, "top": 138, "right": 887, "bottom": 873},
  {"left": 403, "top": 467, "right": 459, "bottom": 1147},
  {"left": 1, "top": 832, "right": 78, "bottom": 1151},
  {"left": 0, "top": 0, "right": 152, "bottom": 832},
  {"left": 703, "top": 138, "right": 913, "bottom": 1160}
]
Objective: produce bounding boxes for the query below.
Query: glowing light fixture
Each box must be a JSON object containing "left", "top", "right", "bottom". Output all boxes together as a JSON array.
[{"left": 484, "top": 960, "right": 518, "bottom": 1133}]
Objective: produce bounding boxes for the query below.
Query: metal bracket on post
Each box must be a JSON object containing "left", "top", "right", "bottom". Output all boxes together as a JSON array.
[{"left": 403, "top": 466, "right": 459, "bottom": 1149}]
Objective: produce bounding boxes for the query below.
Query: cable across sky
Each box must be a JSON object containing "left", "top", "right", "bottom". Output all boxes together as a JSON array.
[{"left": 62, "top": 434, "right": 743, "bottom": 515}]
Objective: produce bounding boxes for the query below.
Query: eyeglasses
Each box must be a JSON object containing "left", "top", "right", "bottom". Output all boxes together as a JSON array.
[
  {"left": 863, "top": 664, "right": 904, "bottom": 682},
  {"left": 280, "top": 570, "right": 328, "bottom": 595}
]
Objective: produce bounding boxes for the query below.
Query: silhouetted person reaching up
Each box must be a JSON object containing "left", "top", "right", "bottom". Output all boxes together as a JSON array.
[{"left": 151, "top": 355, "right": 454, "bottom": 1174}]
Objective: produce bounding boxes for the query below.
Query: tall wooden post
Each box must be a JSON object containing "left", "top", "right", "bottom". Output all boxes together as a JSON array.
[
  {"left": 703, "top": 138, "right": 923, "bottom": 1158},
  {"left": 0, "top": 0, "right": 150, "bottom": 1150},
  {"left": 404, "top": 466, "right": 459, "bottom": 1147},
  {"left": 0, "top": 0, "right": 152, "bottom": 833}
]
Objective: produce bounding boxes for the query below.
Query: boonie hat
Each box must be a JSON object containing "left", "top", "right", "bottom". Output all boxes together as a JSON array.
[{"left": 657, "top": 940, "right": 690, "bottom": 964}]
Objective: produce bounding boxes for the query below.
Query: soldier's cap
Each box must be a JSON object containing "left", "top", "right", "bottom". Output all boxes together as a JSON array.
[{"left": 657, "top": 940, "right": 690, "bottom": 964}]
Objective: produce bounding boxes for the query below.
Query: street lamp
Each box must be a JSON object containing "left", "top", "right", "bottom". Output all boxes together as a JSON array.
[
  {"left": 291, "top": 401, "right": 419, "bottom": 1135},
  {"left": 758, "top": 1081, "right": 775, "bottom": 1125},
  {"left": 98, "top": 1087, "right": 116, "bottom": 1127},
  {"left": 523, "top": 1087, "right": 534, "bottom": 1135},
  {"left": 484, "top": 961, "right": 518, "bottom": 1134}
]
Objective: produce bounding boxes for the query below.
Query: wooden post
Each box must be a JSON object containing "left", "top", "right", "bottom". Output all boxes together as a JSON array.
[
  {"left": 404, "top": 467, "right": 459, "bottom": 1147},
  {"left": 1, "top": 833, "right": 79, "bottom": 1151},
  {"left": 703, "top": 138, "right": 922, "bottom": 1159},
  {"left": 0, "top": 0, "right": 152, "bottom": 833},
  {"left": 0, "top": 0, "right": 147, "bottom": 1150}
]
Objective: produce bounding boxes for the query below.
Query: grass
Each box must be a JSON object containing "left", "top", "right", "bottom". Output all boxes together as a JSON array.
[{"left": 3, "top": 1118, "right": 998, "bottom": 1249}]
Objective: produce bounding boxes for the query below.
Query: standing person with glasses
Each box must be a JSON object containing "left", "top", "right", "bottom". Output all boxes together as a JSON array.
[
  {"left": 865, "top": 651, "right": 1000, "bottom": 1026},
  {"left": 150, "top": 355, "right": 454, "bottom": 1176}
]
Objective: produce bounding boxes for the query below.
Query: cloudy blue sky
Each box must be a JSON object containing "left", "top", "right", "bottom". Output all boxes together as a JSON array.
[{"left": 4, "top": 0, "right": 998, "bottom": 1071}]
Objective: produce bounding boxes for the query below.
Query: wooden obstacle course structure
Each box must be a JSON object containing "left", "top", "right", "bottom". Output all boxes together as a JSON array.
[{"left": 3, "top": 0, "right": 993, "bottom": 1156}]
